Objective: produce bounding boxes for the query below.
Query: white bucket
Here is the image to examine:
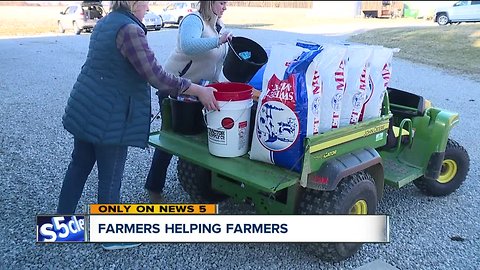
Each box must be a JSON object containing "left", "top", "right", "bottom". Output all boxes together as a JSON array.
[{"left": 204, "top": 99, "right": 253, "bottom": 157}]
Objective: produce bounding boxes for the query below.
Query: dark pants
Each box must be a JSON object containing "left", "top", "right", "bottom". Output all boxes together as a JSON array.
[
  {"left": 144, "top": 148, "right": 173, "bottom": 193},
  {"left": 57, "top": 138, "right": 128, "bottom": 214},
  {"left": 144, "top": 90, "right": 172, "bottom": 193}
]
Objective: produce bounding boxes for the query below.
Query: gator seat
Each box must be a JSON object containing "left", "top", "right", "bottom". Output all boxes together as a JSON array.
[{"left": 387, "top": 87, "right": 426, "bottom": 118}]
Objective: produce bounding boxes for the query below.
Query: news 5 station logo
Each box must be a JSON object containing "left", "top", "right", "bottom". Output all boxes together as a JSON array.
[{"left": 36, "top": 215, "right": 86, "bottom": 243}]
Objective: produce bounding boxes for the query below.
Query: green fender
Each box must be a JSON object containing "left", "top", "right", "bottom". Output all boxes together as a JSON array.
[{"left": 306, "top": 147, "right": 385, "bottom": 199}]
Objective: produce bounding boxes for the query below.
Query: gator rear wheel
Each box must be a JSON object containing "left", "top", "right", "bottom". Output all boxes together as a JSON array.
[
  {"left": 297, "top": 171, "right": 377, "bottom": 262},
  {"left": 414, "top": 139, "right": 469, "bottom": 196},
  {"left": 177, "top": 158, "right": 227, "bottom": 203}
]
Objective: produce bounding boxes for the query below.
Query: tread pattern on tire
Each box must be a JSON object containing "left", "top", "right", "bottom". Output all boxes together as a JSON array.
[
  {"left": 177, "top": 158, "right": 227, "bottom": 203},
  {"left": 298, "top": 171, "right": 377, "bottom": 262},
  {"left": 414, "top": 139, "right": 470, "bottom": 196}
]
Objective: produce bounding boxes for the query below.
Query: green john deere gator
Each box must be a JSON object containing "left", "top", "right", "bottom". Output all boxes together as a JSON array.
[{"left": 148, "top": 87, "right": 470, "bottom": 262}]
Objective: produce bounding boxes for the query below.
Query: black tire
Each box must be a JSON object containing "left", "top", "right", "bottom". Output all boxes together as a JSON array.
[
  {"left": 414, "top": 139, "right": 469, "bottom": 196},
  {"left": 58, "top": 21, "right": 65, "bottom": 33},
  {"left": 297, "top": 171, "right": 377, "bottom": 262},
  {"left": 73, "top": 21, "right": 81, "bottom": 35},
  {"left": 177, "top": 158, "right": 228, "bottom": 203},
  {"left": 159, "top": 16, "right": 165, "bottom": 28},
  {"left": 437, "top": 13, "right": 449, "bottom": 25}
]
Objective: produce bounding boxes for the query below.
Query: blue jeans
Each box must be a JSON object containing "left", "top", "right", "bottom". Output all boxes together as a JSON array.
[
  {"left": 57, "top": 138, "right": 128, "bottom": 214},
  {"left": 145, "top": 148, "right": 172, "bottom": 193},
  {"left": 145, "top": 90, "right": 172, "bottom": 193}
]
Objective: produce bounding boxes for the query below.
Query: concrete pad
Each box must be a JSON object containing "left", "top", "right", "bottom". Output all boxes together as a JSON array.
[{"left": 354, "top": 259, "right": 399, "bottom": 270}]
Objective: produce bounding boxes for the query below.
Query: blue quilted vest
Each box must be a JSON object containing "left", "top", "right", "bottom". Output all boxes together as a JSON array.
[{"left": 62, "top": 10, "right": 151, "bottom": 148}]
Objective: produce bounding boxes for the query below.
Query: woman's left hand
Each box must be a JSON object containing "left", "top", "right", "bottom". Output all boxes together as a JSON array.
[
  {"left": 198, "top": 86, "right": 220, "bottom": 111},
  {"left": 219, "top": 32, "right": 233, "bottom": 45}
]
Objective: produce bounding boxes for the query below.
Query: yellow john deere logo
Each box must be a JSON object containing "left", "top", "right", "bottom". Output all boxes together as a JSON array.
[
  {"left": 310, "top": 123, "right": 389, "bottom": 154},
  {"left": 323, "top": 150, "right": 337, "bottom": 158},
  {"left": 363, "top": 124, "right": 389, "bottom": 137}
]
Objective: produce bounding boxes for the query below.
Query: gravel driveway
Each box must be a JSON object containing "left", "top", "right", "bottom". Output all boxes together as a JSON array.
[{"left": 0, "top": 27, "right": 478, "bottom": 270}]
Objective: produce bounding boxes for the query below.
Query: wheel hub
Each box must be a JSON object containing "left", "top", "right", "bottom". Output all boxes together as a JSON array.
[
  {"left": 438, "top": 159, "right": 457, "bottom": 183},
  {"left": 350, "top": 200, "right": 368, "bottom": 215},
  {"left": 438, "top": 16, "right": 448, "bottom": 25}
]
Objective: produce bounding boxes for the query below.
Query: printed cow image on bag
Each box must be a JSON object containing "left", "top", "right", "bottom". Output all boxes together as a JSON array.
[
  {"left": 250, "top": 48, "right": 324, "bottom": 172},
  {"left": 256, "top": 74, "right": 298, "bottom": 151}
]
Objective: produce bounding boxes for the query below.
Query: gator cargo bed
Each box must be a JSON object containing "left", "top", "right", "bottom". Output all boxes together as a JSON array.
[{"left": 148, "top": 99, "right": 391, "bottom": 193}]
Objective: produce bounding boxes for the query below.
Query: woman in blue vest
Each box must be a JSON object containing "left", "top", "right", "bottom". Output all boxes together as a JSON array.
[
  {"left": 57, "top": 1, "right": 219, "bottom": 249},
  {"left": 144, "top": 1, "right": 232, "bottom": 203}
]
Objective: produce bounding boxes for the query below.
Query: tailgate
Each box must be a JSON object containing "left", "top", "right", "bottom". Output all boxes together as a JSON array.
[{"left": 148, "top": 131, "right": 299, "bottom": 193}]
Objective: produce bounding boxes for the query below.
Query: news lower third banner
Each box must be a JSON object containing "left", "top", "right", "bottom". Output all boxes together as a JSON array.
[
  {"left": 37, "top": 204, "right": 389, "bottom": 243},
  {"left": 89, "top": 215, "right": 389, "bottom": 243}
]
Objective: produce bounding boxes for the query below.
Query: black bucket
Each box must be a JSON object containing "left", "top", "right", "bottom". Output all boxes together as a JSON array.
[
  {"left": 169, "top": 96, "right": 205, "bottom": 135},
  {"left": 223, "top": 36, "right": 268, "bottom": 83}
]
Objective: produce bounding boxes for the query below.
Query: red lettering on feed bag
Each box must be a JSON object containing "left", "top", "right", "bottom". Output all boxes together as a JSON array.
[
  {"left": 312, "top": 70, "right": 322, "bottom": 95},
  {"left": 382, "top": 63, "right": 391, "bottom": 88}
]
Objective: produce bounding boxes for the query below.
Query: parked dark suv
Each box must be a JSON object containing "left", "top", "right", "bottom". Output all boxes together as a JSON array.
[{"left": 58, "top": 1, "right": 104, "bottom": 34}]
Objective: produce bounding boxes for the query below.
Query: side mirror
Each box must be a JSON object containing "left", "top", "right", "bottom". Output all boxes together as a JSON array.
[{"left": 60, "top": 11, "right": 64, "bottom": 15}]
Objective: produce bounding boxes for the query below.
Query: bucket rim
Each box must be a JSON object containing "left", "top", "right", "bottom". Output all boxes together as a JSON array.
[
  {"left": 228, "top": 37, "right": 268, "bottom": 65},
  {"left": 207, "top": 82, "right": 253, "bottom": 102},
  {"left": 223, "top": 37, "right": 268, "bottom": 83}
]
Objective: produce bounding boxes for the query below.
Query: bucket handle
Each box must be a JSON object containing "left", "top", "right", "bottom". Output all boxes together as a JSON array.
[
  {"left": 202, "top": 100, "right": 252, "bottom": 130},
  {"left": 202, "top": 100, "right": 233, "bottom": 127},
  {"left": 227, "top": 39, "right": 242, "bottom": 60},
  {"left": 202, "top": 107, "right": 209, "bottom": 126}
]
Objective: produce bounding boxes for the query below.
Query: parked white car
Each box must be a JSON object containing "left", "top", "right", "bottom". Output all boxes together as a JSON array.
[
  {"left": 434, "top": 1, "right": 480, "bottom": 25},
  {"left": 142, "top": 11, "right": 163, "bottom": 31},
  {"left": 58, "top": 1, "right": 104, "bottom": 34},
  {"left": 159, "top": 1, "right": 198, "bottom": 26}
]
